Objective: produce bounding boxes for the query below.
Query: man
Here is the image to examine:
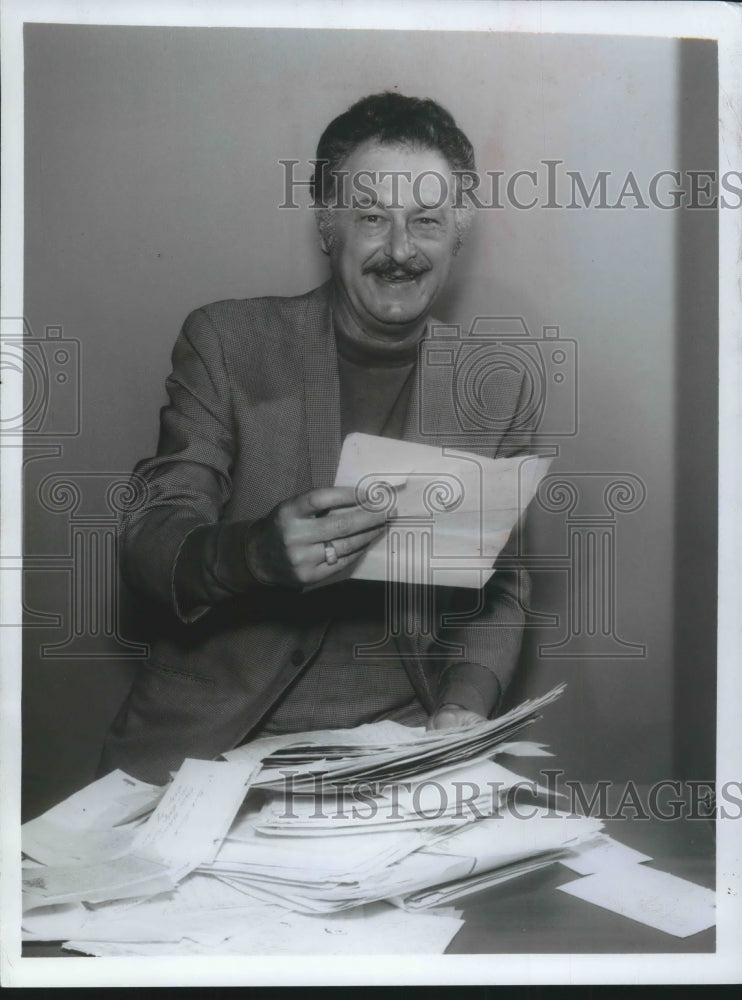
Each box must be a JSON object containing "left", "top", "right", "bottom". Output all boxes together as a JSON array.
[{"left": 100, "top": 93, "right": 533, "bottom": 784}]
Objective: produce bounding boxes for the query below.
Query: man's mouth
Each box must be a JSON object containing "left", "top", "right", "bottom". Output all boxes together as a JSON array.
[
  {"left": 368, "top": 266, "right": 429, "bottom": 285},
  {"left": 375, "top": 273, "right": 417, "bottom": 283}
]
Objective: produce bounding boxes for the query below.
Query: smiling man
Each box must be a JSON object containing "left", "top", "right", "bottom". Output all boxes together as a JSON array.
[{"left": 100, "top": 93, "right": 534, "bottom": 784}]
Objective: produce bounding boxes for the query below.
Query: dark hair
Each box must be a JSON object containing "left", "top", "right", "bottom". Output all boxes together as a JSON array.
[{"left": 311, "top": 91, "right": 476, "bottom": 205}]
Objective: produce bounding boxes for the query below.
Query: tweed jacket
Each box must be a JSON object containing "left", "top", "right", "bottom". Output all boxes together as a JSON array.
[{"left": 100, "top": 282, "right": 533, "bottom": 783}]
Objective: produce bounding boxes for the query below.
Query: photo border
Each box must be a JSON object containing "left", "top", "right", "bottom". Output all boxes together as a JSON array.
[{"left": 2, "top": 0, "right": 740, "bottom": 987}]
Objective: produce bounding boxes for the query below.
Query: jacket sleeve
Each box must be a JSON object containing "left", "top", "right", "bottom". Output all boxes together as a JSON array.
[
  {"left": 428, "top": 375, "right": 538, "bottom": 718},
  {"left": 121, "top": 307, "right": 264, "bottom": 622},
  {"left": 431, "top": 525, "right": 531, "bottom": 717}
]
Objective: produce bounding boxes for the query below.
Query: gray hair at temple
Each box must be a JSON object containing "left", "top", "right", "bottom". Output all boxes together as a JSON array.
[{"left": 311, "top": 92, "right": 477, "bottom": 255}]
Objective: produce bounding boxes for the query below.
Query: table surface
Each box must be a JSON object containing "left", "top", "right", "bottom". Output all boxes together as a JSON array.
[
  {"left": 21, "top": 789, "right": 716, "bottom": 957},
  {"left": 448, "top": 808, "right": 715, "bottom": 953}
]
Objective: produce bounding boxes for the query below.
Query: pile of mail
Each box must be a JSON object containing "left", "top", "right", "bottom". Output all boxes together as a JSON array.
[{"left": 19, "top": 684, "right": 641, "bottom": 954}]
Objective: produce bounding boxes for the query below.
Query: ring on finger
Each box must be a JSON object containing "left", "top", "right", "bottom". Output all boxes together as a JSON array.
[{"left": 324, "top": 541, "right": 339, "bottom": 566}]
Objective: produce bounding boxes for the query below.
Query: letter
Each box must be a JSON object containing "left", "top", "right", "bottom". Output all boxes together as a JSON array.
[
  {"left": 687, "top": 170, "right": 717, "bottom": 209},
  {"left": 647, "top": 779, "right": 684, "bottom": 820},
  {"left": 566, "top": 170, "right": 610, "bottom": 209},
  {"left": 720, "top": 781, "right": 742, "bottom": 820},
  {"left": 542, "top": 159, "right": 564, "bottom": 209},
  {"left": 484, "top": 170, "right": 506, "bottom": 209},
  {"left": 504, "top": 781, "right": 539, "bottom": 819},
  {"left": 350, "top": 781, "right": 379, "bottom": 821},
  {"left": 379, "top": 781, "right": 411, "bottom": 820},
  {"left": 277, "top": 770, "right": 301, "bottom": 820},
  {"left": 452, "top": 169, "right": 490, "bottom": 210},
  {"left": 613, "top": 780, "right": 650, "bottom": 820},
  {"left": 278, "top": 159, "right": 326, "bottom": 209},
  {"left": 452, "top": 781, "right": 488, "bottom": 821},
  {"left": 564, "top": 779, "right": 610, "bottom": 819},
  {"left": 721, "top": 170, "right": 742, "bottom": 209},
  {"left": 540, "top": 768, "right": 564, "bottom": 817},
  {"left": 330, "top": 169, "right": 351, "bottom": 210},
  {"left": 486, "top": 781, "right": 506, "bottom": 818},
  {"left": 506, "top": 170, "right": 538, "bottom": 210},
  {"left": 309, "top": 771, "right": 327, "bottom": 819},
  {"left": 686, "top": 780, "right": 716, "bottom": 819},
  {"left": 330, "top": 785, "right": 349, "bottom": 821},
  {"left": 610, "top": 171, "right": 649, "bottom": 209},
  {"left": 648, "top": 170, "right": 684, "bottom": 209},
  {"left": 412, "top": 170, "right": 448, "bottom": 210},
  {"left": 411, "top": 780, "right": 447, "bottom": 820},
  {"left": 352, "top": 169, "right": 380, "bottom": 210},
  {"left": 377, "top": 170, "right": 411, "bottom": 210}
]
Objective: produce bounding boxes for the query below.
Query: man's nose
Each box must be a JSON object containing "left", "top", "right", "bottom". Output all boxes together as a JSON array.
[{"left": 385, "top": 219, "right": 415, "bottom": 264}]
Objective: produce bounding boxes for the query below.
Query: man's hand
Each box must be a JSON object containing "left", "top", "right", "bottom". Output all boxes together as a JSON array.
[
  {"left": 426, "top": 704, "right": 486, "bottom": 731},
  {"left": 244, "top": 486, "right": 388, "bottom": 588}
]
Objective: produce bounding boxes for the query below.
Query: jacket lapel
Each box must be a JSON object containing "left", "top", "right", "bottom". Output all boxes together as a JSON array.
[{"left": 301, "top": 282, "right": 342, "bottom": 489}]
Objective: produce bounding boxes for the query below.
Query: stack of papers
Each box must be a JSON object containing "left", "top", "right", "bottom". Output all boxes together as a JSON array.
[
  {"left": 21, "top": 683, "right": 715, "bottom": 952},
  {"left": 250, "top": 758, "right": 552, "bottom": 834},
  {"left": 21, "top": 687, "right": 579, "bottom": 953},
  {"left": 238, "top": 684, "right": 566, "bottom": 793},
  {"left": 201, "top": 804, "right": 601, "bottom": 915}
]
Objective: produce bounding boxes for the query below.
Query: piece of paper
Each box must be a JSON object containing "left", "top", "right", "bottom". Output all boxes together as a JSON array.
[
  {"left": 60, "top": 899, "right": 464, "bottom": 956},
  {"left": 211, "top": 824, "right": 431, "bottom": 879},
  {"left": 132, "top": 758, "right": 257, "bottom": 866},
  {"left": 22, "top": 758, "right": 258, "bottom": 910},
  {"left": 559, "top": 834, "right": 652, "bottom": 875},
  {"left": 221, "top": 718, "right": 423, "bottom": 768},
  {"left": 23, "top": 874, "right": 276, "bottom": 944},
  {"left": 22, "top": 854, "right": 181, "bottom": 910},
  {"left": 22, "top": 770, "right": 164, "bottom": 866},
  {"left": 333, "top": 433, "right": 551, "bottom": 588},
  {"left": 557, "top": 864, "right": 716, "bottom": 937},
  {"left": 419, "top": 809, "right": 602, "bottom": 877},
  {"left": 397, "top": 855, "right": 558, "bottom": 909},
  {"left": 495, "top": 741, "right": 554, "bottom": 758}
]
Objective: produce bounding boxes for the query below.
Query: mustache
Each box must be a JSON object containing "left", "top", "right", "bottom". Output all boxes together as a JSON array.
[{"left": 364, "top": 258, "right": 430, "bottom": 279}]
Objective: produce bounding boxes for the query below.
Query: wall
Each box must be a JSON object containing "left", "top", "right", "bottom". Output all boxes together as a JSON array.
[{"left": 21, "top": 25, "right": 717, "bottom": 817}]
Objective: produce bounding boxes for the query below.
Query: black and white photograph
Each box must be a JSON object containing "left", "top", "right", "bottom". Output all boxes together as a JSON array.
[{"left": 1, "top": 0, "right": 740, "bottom": 988}]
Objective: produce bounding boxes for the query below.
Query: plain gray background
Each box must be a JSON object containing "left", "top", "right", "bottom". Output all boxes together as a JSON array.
[{"left": 21, "top": 25, "right": 717, "bottom": 817}]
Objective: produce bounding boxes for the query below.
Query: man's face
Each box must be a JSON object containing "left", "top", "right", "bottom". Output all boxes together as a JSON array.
[{"left": 322, "top": 141, "right": 461, "bottom": 339}]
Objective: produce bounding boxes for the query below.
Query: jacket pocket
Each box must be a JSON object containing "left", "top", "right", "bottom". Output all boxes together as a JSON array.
[{"left": 144, "top": 659, "right": 216, "bottom": 688}]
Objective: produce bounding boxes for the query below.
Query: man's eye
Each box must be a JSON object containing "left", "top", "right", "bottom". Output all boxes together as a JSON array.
[
  {"left": 411, "top": 217, "right": 441, "bottom": 231},
  {"left": 362, "top": 214, "right": 383, "bottom": 224}
]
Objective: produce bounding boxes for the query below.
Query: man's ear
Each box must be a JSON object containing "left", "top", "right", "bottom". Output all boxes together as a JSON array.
[{"left": 316, "top": 209, "right": 333, "bottom": 255}]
